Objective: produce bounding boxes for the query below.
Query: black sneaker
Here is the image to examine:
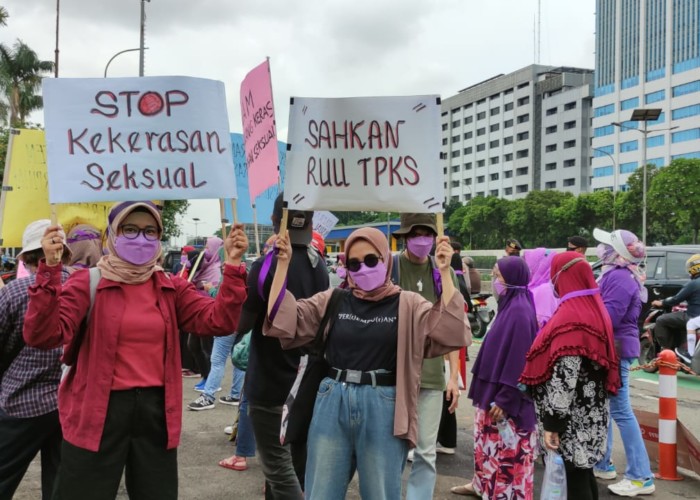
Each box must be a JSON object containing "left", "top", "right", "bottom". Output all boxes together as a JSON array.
[
  {"left": 188, "top": 394, "right": 215, "bottom": 411},
  {"left": 675, "top": 348, "right": 692, "bottom": 365},
  {"left": 219, "top": 396, "right": 240, "bottom": 406}
]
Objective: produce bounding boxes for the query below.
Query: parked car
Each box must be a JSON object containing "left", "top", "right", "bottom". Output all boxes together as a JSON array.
[{"left": 592, "top": 244, "right": 700, "bottom": 327}]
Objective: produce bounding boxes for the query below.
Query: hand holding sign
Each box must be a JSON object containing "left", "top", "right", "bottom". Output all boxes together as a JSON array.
[
  {"left": 434, "top": 236, "right": 452, "bottom": 271},
  {"left": 224, "top": 223, "right": 249, "bottom": 265},
  {"left": 41, "top": 225, "right": 66, "bottom": 267}
]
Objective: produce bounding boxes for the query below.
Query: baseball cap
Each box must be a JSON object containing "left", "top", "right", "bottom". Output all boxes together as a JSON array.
[
  {"left": 593, "top": 228, "right": 645, "bottom": 263},
  {"left": 18, "top": 219, "right": 67, "bottom": 258},
  {"left": 392, "top": 213, "right": 438, "bottom": 237},
  {"left": 272, "top": 194, "right": 313, "bottom": 246}
]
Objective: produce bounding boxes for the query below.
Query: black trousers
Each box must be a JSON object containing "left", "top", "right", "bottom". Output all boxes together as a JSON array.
[
  {"left": 52, "top": 388, "right": 177, "bottom": 500},
  {"left": 179, "top": 330, "right": 199, "bottom": 373},
  {"left": 0, "top": 409, "right": 61, "bottom": 500},
  {"left": 187, "top": 334, "right": 213, "bottom": 379},
  {"left": 437, "top": 392, "right": 457, "bottom": 448},
  {"left": 249, "top": 404, "right": 304, "bottom": 499},
  {"left": 655, "top": 310, "right": 687, "bottom": 350},
  {"left": 564, "top": 462, "right": 598, "bottom": 500}
]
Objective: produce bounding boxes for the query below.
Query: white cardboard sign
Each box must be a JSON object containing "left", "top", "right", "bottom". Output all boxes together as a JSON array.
[
  {"left": 285, "top": 95, "right": 444, "bottom": 212},
  {"left": 43, "top": 76, "right": 237, "bottom": 203},
  {"left": 312, "top": 211, "right": 339, "bottom": 238}
]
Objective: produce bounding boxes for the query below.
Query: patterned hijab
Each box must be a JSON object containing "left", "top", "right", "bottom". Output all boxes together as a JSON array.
[{"left": 97, "top": 201, "right": 163, "bottom": 284}]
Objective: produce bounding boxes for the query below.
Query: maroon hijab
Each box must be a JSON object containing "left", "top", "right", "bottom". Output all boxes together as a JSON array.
[{"left": 520, "top": 252, "right": 620, "bottom": 394}]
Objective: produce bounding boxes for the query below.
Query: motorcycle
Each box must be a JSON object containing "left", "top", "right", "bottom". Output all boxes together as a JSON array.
[
  {"left": 638, "top": 303, "right": 694, "bottom": 373},
  {"left": 468, "top": 293, "right": 495, "bottom": 339}
]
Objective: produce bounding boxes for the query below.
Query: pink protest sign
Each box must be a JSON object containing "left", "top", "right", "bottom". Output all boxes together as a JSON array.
[{"left": 240, "top": 60, "right": 279, "bottom": 202}]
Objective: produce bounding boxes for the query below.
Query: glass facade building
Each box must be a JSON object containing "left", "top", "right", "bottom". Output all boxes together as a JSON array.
[{"left": 592, "top": 0, "right": 700, "bottom": 191}]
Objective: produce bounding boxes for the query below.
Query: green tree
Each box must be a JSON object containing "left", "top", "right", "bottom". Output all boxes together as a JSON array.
[
  {"left": 648, "top": 158, "right": 700, "bottom": 243},
  {"left": 0, "top": 7, "right": 8, "bottom": 27},
  {"left": 505, "top": 190, "right": 575, "bottom": 247},
  {"left": 0, "top": 40, "right": 54, "bottom": 127},
  {"left": 161, "top": 200, "right": 189, "bottom": 240},
  {"left": 449, "top": 196, "right": 510, "bottom": 249}
]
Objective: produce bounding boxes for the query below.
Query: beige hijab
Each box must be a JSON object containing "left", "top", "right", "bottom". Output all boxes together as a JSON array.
[
  {"left": 97, "top": 201, "right": 163, "bottom": 284},
  {"left": 344, "top": 227, "right": 401, "bottom": 302}
]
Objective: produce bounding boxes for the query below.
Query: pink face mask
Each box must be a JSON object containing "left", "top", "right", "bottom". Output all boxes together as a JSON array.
[
  {"left": 336, "top": 267, "right": 347, "bottom": 279},
  {"left": 406, "top": 235, "right": 434, "bottom": 259},
  {"left": 348, "top": 262, "right": 387, "bottom": 292}
]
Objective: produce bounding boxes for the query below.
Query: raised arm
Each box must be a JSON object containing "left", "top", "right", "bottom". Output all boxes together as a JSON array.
[{"left": 435, "top": 236, "right": 456, "bottom": 307}]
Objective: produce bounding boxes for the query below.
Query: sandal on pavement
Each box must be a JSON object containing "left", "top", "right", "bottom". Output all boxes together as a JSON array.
[
  {"left": 218, "top": 455, "right": 248, "bottom": 471},
  {"left": 450, "top": 482, "right": 479, "bottom": 496}
]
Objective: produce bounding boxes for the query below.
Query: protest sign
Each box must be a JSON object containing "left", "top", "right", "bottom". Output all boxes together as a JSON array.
[
  {"left": 312, "top": 211, "right": 339, "bottom": 238},
  {"left": 0, "top": 129, "right": 114, "bottom": 247},
  {"left": 226, "top": 133, "right": 286, "bottom": 224},
  {"left": 42, "top": 76, "right": 237, "bottom": 203},
  {"left": 240, "top": 60, "right": 279, "bottom": 201},
  {"left": 285, "top": 95, "right": 444, "bottom": 212}
]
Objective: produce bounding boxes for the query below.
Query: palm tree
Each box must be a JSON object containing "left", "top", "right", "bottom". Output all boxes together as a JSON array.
[
  {"left": 0, "top": 7, "right": 9, "bottom": 27},
  {"left": 0, "top": 39, "right": 54, "bottom": 127}
]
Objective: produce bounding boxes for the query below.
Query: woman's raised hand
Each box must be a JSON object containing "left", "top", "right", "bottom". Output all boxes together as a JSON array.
[
  {"left": 435, "top": 236, "right": 452, "bottom": 271},
  {"left": 224, "top": 223, "right": 249, "bottom": 265},
  {"left": 41, "top": 225, "right": 65, "bottom": 267}
]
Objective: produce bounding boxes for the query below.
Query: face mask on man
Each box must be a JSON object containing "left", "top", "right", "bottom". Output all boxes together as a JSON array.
[
  {"left": 115, "top": 235, "right": 160, "bottom": 265},
  {"left": 348, "top": 261, "right": 387, "bottom": 292},
  {"left": 406, "top": 235, "right": 434, "bottom": 259}
]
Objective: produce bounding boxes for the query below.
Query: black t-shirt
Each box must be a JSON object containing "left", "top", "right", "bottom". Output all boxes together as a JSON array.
[
  {"left": 326, "top": 293, "right": 400, "bottom": 372},
  {"left": 241, "top": 246, "right": 329, "bottom": 406}
]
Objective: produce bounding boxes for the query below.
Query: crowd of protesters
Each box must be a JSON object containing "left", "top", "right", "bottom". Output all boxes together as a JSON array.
[{"left": 0, "top": 194, "right": 666, "bottom": 500}]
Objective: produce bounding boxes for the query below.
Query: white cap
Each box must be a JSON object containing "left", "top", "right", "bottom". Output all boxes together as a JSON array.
[
  {"left": 592, "top": 228, "right": 637, "bottom": 263},
  {"left": 17, "top": 219, "right": 66, "bottom": 258}
]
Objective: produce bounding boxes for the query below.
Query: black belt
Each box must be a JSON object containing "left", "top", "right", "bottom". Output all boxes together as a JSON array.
[{"left": 329, "top": 367, "right": 396, "bottom": 386}]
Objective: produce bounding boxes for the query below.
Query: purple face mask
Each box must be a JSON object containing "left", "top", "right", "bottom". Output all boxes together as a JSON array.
[
  {"left": 114, "top": 235, "right": 160, "bottom": 265},
  {"left": 348, "top": 261, "right": 387, "bottom": 292},
  {"left": 336, "top": 266, "right": 347, "bottom": 279},
  {"left": 493, "top": 280, "right": 505, "bottom": 297},
  {"left": 406, "top": 235, "right": 434, "bottom": 259}
]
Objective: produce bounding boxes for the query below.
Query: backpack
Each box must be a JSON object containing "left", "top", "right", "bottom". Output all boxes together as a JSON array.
[{"left": 62, "top": 267, "right": 101, "bottom": 367}]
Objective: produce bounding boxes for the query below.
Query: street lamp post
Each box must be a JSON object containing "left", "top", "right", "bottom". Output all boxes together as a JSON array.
[
  {"left": 192, "top": 218, "right": 201, "bottom": 240},
  {"left": 592, "top": 147, "right": 618, "bottom": 229},
  {"left": 104, "top": 47, "right": 147, "bottom": 77},
  {"left": 139, "top": 0, "right": 151, "bottom": 77},
  {"left": 612, "top": 108, "right": 677, "bottom": 244}
]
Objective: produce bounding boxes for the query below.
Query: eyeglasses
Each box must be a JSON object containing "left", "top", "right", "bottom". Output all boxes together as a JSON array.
[
  {"left": 119, "top": 224, "right": 160, "bottom": 241},
  {"left": 346, "top": 254, "right": 382, "bottom": 272}
]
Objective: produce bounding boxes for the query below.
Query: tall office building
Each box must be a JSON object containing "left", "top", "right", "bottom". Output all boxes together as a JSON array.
[
  {"left": 592, "top": 0, "right": 700, "bottom": 191},
  {"left": 442, "top": 65, "right": 594, "bottom": 202}
]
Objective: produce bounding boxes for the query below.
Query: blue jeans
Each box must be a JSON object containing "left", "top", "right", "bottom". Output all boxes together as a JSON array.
[
  {"left": 405, "top": 388, "right": 443, "bottom": 500},
  {"left": 235, "top": 394, "right": 256, "bottom": 457},
  {"left": 204, "top": 334, "right": 243, "bottom": 399},
  {"left": 595, "top": 358, "right": 653, "bottom": 481},
  {"left": 305, "top": 378, "right": 408, "bottom": 500}
]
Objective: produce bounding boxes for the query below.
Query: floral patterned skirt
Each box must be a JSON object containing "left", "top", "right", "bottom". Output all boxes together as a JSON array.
[{"left": 473, "top": 408, "right": 537, "bottom": 500}]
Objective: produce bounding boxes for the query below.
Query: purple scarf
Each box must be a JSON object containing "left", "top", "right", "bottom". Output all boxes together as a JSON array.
[
  {"left": 191, "top": 237, "right": 223, "bottom": 287},
  {"left": 523, "top": 248, "right": 559, "bottom": 329}
]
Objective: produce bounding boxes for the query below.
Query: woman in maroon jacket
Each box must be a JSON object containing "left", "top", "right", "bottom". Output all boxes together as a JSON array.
[{"left": 23, "top": 201, "right": 249, "bottom": 500}]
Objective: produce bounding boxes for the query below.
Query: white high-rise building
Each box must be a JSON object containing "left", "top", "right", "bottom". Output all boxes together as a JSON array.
[
  {"left": 442, "top": 65, "right": 594, "bottom": 202},
  {"left": 591, "top": 0, "right": 700, "bottom": 192}
]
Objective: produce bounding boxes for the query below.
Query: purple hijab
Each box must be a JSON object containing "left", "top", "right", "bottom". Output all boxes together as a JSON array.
[
  {"left": 523, "top": 248, "right": 559, "bottom": 328},
  {"left": 191, "top": 237, "right": 224, "bottom": 287},
  {"left": 468, "top": 256, "right": 538, "bottom": 430}
]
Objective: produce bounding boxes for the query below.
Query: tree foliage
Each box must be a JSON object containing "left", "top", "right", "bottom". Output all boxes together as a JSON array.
[
  {"left": 0, "top": 39, "right": 53, "bottom": 127},
  {"left": 161, "top": 200, "right": 189, "bottom": 240},
  {"left": 648, "top": 158, "right": 700, "bottom": 243}
]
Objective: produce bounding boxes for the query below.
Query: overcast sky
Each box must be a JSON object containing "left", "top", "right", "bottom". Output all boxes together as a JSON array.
[{"left": 4, "top": 0, "right": 596, "bottom": 243}]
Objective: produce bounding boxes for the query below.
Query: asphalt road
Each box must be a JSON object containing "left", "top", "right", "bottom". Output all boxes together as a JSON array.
[{"left": 13, "top": 334, "right": 700, "bottom": 499}]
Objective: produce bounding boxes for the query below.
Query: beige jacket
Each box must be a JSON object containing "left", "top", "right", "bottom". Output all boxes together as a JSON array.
[{"left": 264, "top": 288, "right": 470, "bottom": 448}]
